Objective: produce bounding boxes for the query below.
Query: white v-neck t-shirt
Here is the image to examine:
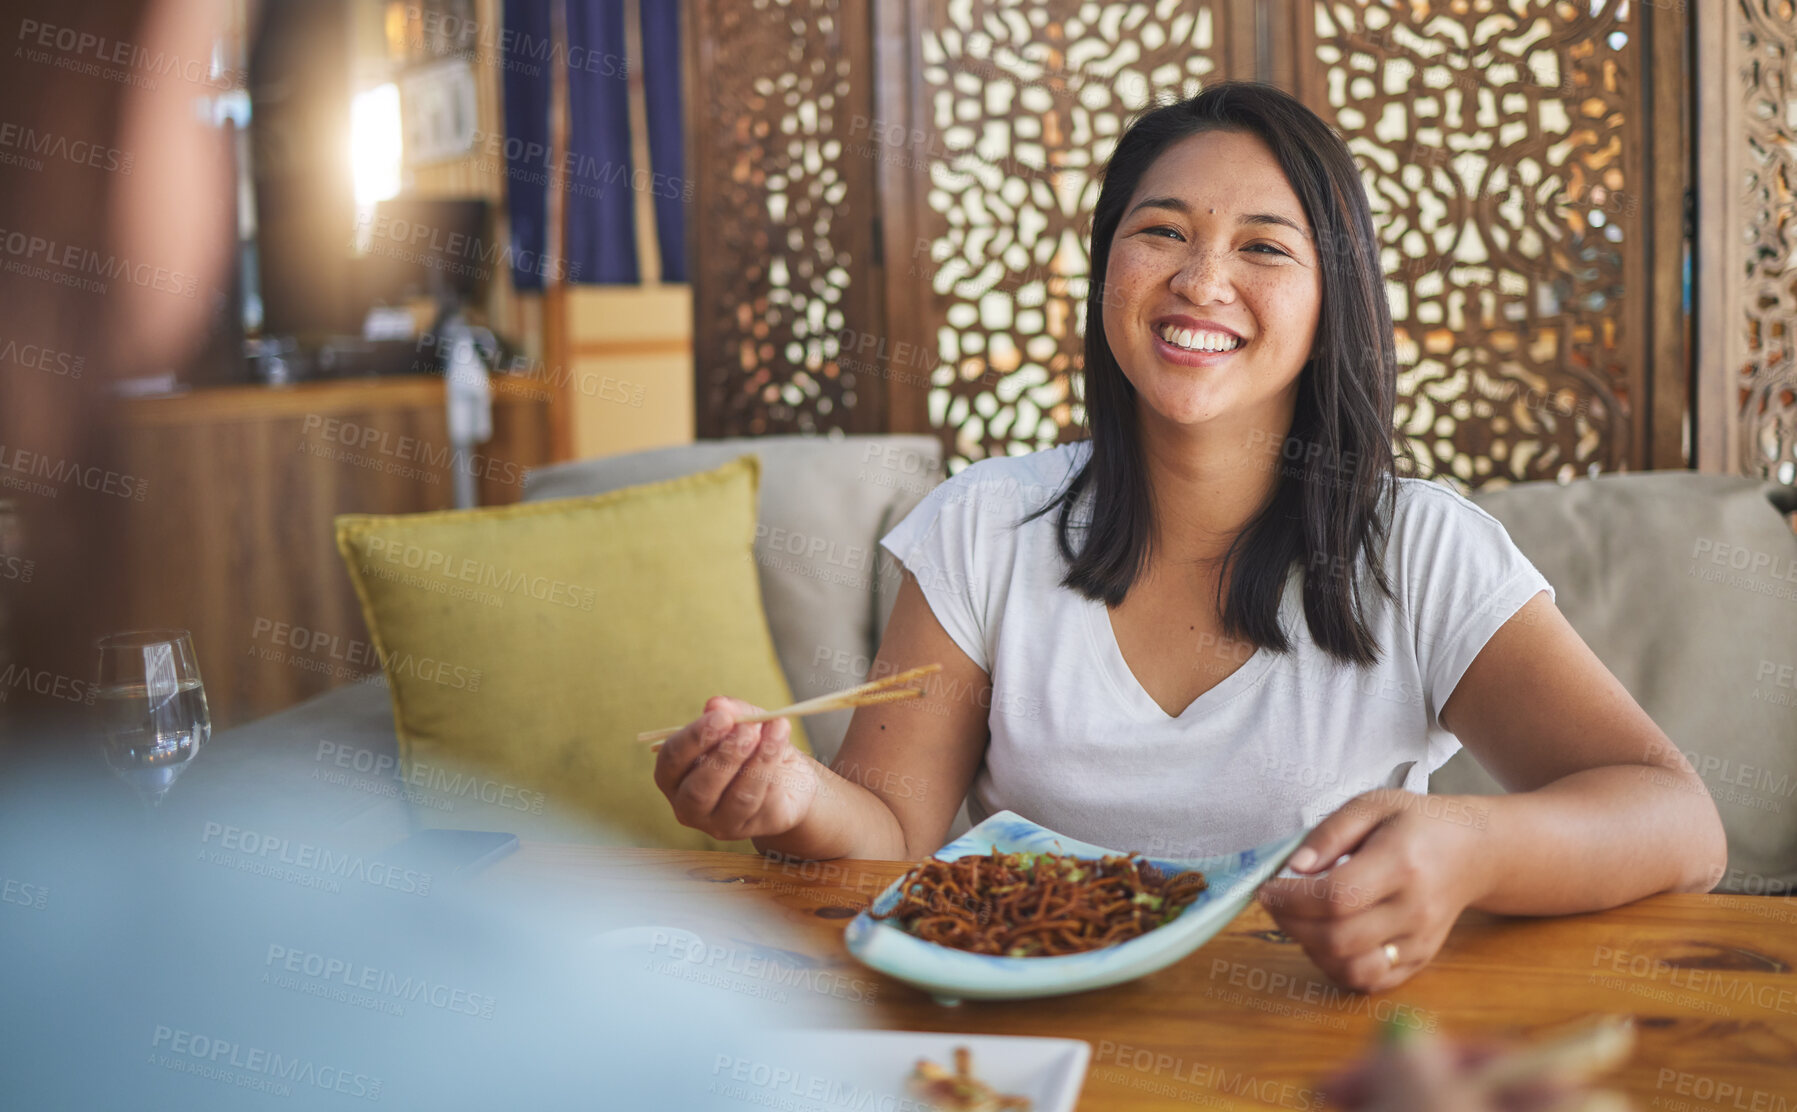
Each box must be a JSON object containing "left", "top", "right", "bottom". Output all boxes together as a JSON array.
[{"left": 878, "top": 441, "right": 1552, "bottom": 858}]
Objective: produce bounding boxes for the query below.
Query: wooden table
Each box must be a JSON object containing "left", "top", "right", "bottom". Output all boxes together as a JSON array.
[{"left": 489, "top": 846, "right": 1797, "bottom": 1109}]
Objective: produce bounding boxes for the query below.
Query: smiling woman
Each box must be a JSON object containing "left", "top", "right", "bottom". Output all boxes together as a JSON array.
[
  {"left": 651, "top": 82, "right": 1728, "bottom": 995},
  {"left": 1070, "top": 90, "right": 1394, "bottom": 670}
]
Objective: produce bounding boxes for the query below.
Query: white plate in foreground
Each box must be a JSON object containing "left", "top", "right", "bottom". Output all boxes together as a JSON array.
[{"left": 725, "top": 1029, "right": 1089, "bottom": 1112}]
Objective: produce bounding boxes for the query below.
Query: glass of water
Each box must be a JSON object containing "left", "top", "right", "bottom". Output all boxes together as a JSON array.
[{"left": 94, "top": 630, "right": 211, "bottom": 806}]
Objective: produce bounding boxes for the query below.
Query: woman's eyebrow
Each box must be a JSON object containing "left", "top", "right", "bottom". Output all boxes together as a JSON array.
[
  {"left": 1241, "top": 212, "right": 1311, "bottom": 238},
  {"left": 1125, "top": 196, "right": 1310, "bottom": 238},
  {"left": 1125, "top": 195, "right": 1193, "bottom": 219}
]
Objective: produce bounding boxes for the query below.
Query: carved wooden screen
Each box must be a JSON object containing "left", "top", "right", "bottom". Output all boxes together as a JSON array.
[
  {"left": 874, "top": 0, "right": 1239, "bottom": 467},
  {"left": 687, "top": 0, "right": 886, "bottom": 435},
  {"left": 1736, "top": 4, "right": 1797, "bottom": 483},
  {"left": 1292, "top": 2, "right": 1669, "bottom": 485},
  {"left": 1700, "top": 1, "right": 1797, "bottom": 483},
  {"left": 1735, "top": 4, "right": 1797, "bottom": 483},
  {"left": 688, "top": 1, "right": 1690, "bottom": 485}
]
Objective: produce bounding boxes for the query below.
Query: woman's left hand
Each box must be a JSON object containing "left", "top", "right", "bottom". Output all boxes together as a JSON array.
[{"left": 1257, "top": 789, "right": 1492, "bottom": 992}]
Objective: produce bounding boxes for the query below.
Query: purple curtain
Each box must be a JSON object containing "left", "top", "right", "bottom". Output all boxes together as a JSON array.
[
  {"left": 564, "top": 0, "right": 638, "bottom": 284},
  {"left": 500, "top": 0, "right": 552, "bottom": 291},
  {"left": 638, "top": 0, "right": 686, "bottom": 282}
]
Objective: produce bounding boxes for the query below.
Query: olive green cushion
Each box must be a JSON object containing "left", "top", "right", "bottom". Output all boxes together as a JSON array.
[{"left": 334, "top": 455, "right": 807, "bottom": 851}]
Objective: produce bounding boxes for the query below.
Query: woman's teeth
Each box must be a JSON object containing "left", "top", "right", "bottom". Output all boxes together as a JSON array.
[{"left": 1155, "top": 325, "right": 1243, "bottom": 353}]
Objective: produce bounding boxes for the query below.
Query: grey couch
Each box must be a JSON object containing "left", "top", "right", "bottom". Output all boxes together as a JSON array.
[
  {"left": 1432, "top": 472, "right": 1797, "bottom": 897},
  {"left": 213, "top": 436, "right": 1797, "bottom": 895}
]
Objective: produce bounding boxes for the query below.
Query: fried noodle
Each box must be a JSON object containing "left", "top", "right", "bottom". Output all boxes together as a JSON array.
[{"left": 871, "top": 849, "right": 1208, "bottom": 956}]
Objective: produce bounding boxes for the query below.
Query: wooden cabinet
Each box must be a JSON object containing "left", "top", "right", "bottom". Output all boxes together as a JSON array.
[{"left": 113, "top": 375, "right": 552, "bottom": 728}]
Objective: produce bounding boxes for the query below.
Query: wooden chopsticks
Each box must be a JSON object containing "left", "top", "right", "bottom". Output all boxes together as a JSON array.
[{"left": 637, "top": 663, "right": 943, "bottom": 749}]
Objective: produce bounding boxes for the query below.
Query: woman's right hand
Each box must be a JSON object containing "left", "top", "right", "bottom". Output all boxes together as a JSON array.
[{"left": 652, "top": 696, "right": 820, "bottom": 842}]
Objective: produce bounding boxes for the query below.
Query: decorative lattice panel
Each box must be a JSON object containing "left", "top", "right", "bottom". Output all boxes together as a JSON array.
[
  {"left": 911, "top": 0, "right": 1227, "bottom": 469},
  {"left": 687, "top": 1, "right": 1686, "bottom": 483},
  {"left": 1737, "top": 0, "right": 1797, "bottom": 484},
  {"left": 1306, "top": 1, "right": 1646, "bottom": 487},
  {"left": 690, "top": 0, "right": 880, "bottom": 436}
]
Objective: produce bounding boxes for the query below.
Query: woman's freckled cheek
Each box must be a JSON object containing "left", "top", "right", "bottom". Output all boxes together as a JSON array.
[
  {"left": 1110, "top": 254, "right": 1184, "bottom": 324},
  {"left": 1108, "top": 252, "right": 1156, "bottom": 295}
]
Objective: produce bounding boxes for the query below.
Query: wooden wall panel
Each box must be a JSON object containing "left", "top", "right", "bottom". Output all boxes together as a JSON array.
[
  {"left": 565, "top": 284, "right": 695, "bottom": 457},
  {"left": 113, "top": 377, "right": 551, "bottom": 728},
  {"left": 381, "top": 0, "right": 535, "bottom": 346}
]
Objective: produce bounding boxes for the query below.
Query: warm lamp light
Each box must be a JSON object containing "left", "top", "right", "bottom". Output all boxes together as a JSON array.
[{"left": 350, "top": 83, "right": 402, "bottom": 209}]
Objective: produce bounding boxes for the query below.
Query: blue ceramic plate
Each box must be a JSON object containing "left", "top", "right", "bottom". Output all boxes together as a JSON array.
[{"left": 843, "top": 810, "right": 1310, "bottom": 1003}]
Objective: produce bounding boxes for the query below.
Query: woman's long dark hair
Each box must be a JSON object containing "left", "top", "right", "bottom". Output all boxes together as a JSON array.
[{"left": 1037, "top": 81, "right": 1399, "bottom": 665}]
